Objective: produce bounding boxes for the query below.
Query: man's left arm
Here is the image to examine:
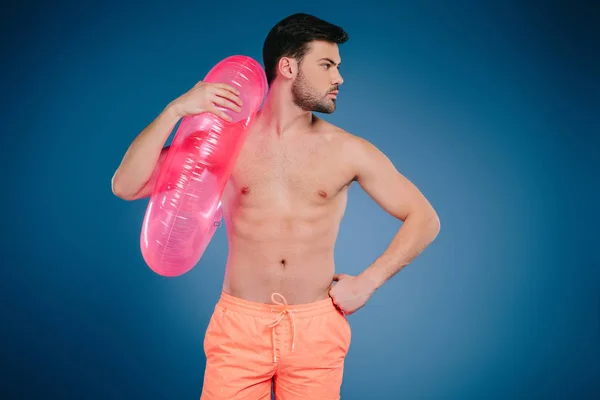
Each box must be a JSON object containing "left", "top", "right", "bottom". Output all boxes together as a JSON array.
[{"left": 349, "top": 135, "right": 441, "bottom": 292}]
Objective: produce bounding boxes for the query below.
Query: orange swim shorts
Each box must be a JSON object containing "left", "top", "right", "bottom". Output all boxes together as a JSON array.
[{"left": 200, "top": 290, "right": 352, "bottom": 400}]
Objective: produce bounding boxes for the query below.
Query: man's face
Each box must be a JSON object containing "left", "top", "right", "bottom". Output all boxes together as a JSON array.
[{"left": 291, "top": 40, "right": 344, "bottom": 114}]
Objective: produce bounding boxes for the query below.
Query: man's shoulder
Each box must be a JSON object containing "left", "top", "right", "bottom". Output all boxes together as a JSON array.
[
  {"left": 317, "top": 120, "right": 376, "bottom": 157},
  {"left": 315, "top": 118, "right": 365, "bottom": 145},
  {"left": 318, "top": 120, "right": 398, "bottom": 182}
]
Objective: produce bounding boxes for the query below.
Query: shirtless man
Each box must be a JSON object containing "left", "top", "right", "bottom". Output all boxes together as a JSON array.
[{"left": 112, "top": 13, "right": 440, "bottom": 400}]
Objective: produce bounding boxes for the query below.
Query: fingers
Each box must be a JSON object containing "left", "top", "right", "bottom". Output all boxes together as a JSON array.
[
  {"left": 213, "top": 93, "right": 242, "bottom": 113},
  {"left": 208, "top": 105, "right": 233, "bottom": 122},
  {"left": 331, "top": 298, "right": 351, "bottom": 316},
  {"left": 214, "top": 83, "right": 241, "bottom": 96},
  {"left": 332, "top": 273, "right": 348, "bottom": 282},
  {"left": 184, "top": 81, "right": 242, "bottom": 120},
  {"left": 214, "top": 87, "right": 243, "bottom": 108}
]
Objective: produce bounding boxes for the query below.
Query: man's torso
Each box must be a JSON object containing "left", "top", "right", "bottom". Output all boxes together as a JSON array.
[{"left": 220, "top": 116, "right": 357, "bottom": 304}]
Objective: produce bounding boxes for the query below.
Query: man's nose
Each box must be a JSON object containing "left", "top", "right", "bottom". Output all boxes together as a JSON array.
[{"left": 332, "top": 70, "right": 344, "bottom": 86}]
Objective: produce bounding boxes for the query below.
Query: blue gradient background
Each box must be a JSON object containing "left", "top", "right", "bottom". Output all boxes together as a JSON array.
[{"left": 3, "top": 0, "right": 599, "bottom": 398}]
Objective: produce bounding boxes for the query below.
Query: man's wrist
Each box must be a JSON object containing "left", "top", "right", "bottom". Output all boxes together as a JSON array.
[
  {"left": 358, "top": 267, "right": 384, "bottom": 293},
  {"left": 165, "top": 101, "right": 183, "bottom": 120}
]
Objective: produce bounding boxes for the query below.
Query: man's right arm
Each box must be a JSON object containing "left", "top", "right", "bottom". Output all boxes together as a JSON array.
[
  {"left": 111, "top": 104, "right": 180, "bottom": 201},
  {"left": 111, "top": 80, "right": 242, "bottom": 201}
]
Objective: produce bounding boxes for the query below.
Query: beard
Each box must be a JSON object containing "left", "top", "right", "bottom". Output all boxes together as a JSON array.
[{"left": 291, "top": 70, "right": 337, "bottom": 114}]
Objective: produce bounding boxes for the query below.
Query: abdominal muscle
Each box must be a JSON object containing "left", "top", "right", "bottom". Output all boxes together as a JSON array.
[{"left": 221, "top": 193, "right": 348, "bottom": 305}]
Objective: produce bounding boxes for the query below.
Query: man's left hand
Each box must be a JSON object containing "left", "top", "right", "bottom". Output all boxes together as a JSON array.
[{"left": 329, "top": 273, "right": 377, "bottom": 315}]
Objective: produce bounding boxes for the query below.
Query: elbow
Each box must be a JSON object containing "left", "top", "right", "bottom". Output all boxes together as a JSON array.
[
  {"left": 428, "top": 209, "right": 441, "bottom": 238},
  {"left": 432, "top": 214, "right": 441, "bottom": 236},
  {"left": 111, "top": 173, "right": 137, "bottom": 201},
  {"left": 414, "top": 205, "right": 440, "bottom": 237}
]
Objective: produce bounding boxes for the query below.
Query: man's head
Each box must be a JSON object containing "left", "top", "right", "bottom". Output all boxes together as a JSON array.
[{"left": 262, "top": 13, "right": 349, "bottom": 113}]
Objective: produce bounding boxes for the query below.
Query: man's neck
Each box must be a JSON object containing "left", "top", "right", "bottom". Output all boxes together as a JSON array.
[{"left": 254, "top": 83, "right": 315, "bottom": 138}]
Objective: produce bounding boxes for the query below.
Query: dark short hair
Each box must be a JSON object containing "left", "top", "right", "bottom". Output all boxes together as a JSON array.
[{"left": 262, "top": 13, "right": 349, "bottom": 85}]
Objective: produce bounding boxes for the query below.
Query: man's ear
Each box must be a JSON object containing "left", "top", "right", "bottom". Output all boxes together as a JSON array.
[{"left": 277, "top": 57, "right": 298, "bottom": 80}]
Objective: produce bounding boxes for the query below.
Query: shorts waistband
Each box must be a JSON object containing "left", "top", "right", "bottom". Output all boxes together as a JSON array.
[{"left": 217, "top": 290, "right": 337, "bottom": 318}]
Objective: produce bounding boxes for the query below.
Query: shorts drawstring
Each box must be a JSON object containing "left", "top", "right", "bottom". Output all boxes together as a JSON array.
[{"left": 268, "top": 293, "right": 296, "bottom": 363}]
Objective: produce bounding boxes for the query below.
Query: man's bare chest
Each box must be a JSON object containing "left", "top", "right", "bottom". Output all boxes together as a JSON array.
[{"left": 225, "top": 135, "right": 354, "bottom": 207}]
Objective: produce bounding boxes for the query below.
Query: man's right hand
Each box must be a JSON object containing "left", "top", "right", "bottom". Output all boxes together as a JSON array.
[{"left": 169, "top": 81, "right": 243, "bottom": 122}]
